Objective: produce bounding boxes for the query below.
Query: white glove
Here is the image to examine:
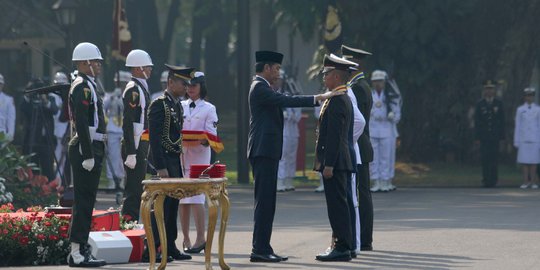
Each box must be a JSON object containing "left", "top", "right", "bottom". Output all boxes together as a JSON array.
[
  {"left": 124, "top": 154, "right": 137, "bottom": 169},
  {"left": 388, "top": 112, "right": 395, "bottom": 121},
  {"left": 82, "top": 158, "right": 95, "bottom": 171}
]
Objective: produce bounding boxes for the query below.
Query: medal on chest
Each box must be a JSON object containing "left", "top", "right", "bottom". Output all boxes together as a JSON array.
[{"left": 375, "top": 101, "right": 382, "bottom": 108}]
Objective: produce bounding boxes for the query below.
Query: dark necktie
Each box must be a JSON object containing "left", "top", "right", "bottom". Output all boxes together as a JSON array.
[{"left": 190, "top": 102, "right": 196, "bottom": 109}]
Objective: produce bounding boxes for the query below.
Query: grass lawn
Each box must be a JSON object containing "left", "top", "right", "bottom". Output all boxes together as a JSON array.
[{"left": 98, "top": 110, "right": 524, "bottom": 189}]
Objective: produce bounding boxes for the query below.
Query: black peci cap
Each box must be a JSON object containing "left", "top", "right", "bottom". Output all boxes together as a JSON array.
[
  {"left": 483, "top": 79, "right": 496, "bottom": 88},
  {"left": 255, "top": 51, "right": 284, "bottom": 64}
]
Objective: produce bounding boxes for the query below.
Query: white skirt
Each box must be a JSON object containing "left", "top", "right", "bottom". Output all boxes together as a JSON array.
[
  {"left": 517, "top": 142, "right": 540, "bottom": 164},
  {"left": 179, "top": 193, "right": 206, "bottom": 204}
]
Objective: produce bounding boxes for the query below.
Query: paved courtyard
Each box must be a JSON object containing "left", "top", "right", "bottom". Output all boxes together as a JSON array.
[{"left": 8, "top": 186, "right": 540, "bottom": 269}]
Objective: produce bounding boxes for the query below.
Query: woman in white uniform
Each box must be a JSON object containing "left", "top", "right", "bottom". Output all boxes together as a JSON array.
[
  {"left": 179, "top": 71, "right": 218, "bottom": 253},
  {"left": 513, "top": 87, "right": 540, "bottom": 189}
]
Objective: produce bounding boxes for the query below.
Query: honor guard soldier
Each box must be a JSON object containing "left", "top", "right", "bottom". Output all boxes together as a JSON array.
[
  {"left": 67, "top": 42, "right": 107, "bottom": 267},
  {"left": 51, "top": 72, "right": 70, "bottom": 180},
  {"left": 145, "top": 64, "right": 193, "bottom": 262},
  {"left": 121, "top": 49, "right": 153, "bottom": 220},
  {"left": 314, "top": 54, "right": 357, "bottom": 262},
  {"left": 104, "top": 71, "right": 129, "bottom": 193},
  {"left": 369, "top": 70, "right": 401, "bottom": 192},
  {"left": 248, "top": 50, "right": 340, "bottom": 263},
  {"left": 0, "top": 73, "right": 15, "bottom": 142},
  {"left": 341, "top": 44, "right": 375, "bottom": 251},
  {"left": 474, "top": 80, "right": 505, "bottom": 187},
  {"left": 514, "top": 88, "right": 540, "bottom": 189}
]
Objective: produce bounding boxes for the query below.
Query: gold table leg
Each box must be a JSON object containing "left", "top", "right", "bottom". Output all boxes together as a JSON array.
[
  {"left": 205, "top": 196, "right": 219, "bottom": 270},
  {"left": 218, "top": 190, "right": 231, "bottom": 270},
  {"left": 141, "top": 191, "right": 156, "bottom": 270},
  {"left": 154, "top": 195, "right": 168, "bottom": 270}
]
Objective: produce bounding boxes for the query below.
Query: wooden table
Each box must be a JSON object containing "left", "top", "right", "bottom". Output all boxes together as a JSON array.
[{"left": 140, "top": 177, "right": 230, "bottom": 270}]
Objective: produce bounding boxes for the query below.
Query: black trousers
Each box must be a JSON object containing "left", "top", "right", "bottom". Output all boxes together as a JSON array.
[
  {"left": 250, "top": 157, "right": 279, "bottom": 255},
  {"left": 346, "top": 174, "right": 357, "bottom": 250},
  {"left": 150, "top": 153, "right": 181, "bottom": 252},
  {"left": 480, "top": 140, "right": 499, "bottom": 187},
  {"left": 357, "top": 163, "right": 373, "bottom": 247},
  {"left": 121, "top": 141, "right": 149, "bottom": 219},
  {"left": 68, "top": 141, "right": 104, "bottom": 244},
  {"left": 323, "top": 170, "right": 352, "bottom": 252}
]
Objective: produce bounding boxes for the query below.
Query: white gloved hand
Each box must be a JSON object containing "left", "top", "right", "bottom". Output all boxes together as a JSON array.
[
  {"left": 124, "top": 154, "right": 137, "bottom": 169},
  {"left": 82, "top": 158, "right": 95, "bottom": 171},
  {"left": 388, "top": 112, "right": 395, "bottom": 121}
]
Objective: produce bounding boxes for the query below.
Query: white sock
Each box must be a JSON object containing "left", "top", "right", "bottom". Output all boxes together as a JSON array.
[{"left": 70, "top": 242, "right": 85, "bottom": 264}]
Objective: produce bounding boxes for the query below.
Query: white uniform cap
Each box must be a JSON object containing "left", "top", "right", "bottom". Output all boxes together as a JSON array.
[
  {"left": 114, "top": 70, "right": 132, "bottom": 83},
  {"left": 160, "top": 71, "right": 168, "bottom": 83},
  {"left": 72, "top": 42, "right": 103, "bottom": 61},
  {"left": 524, "top": 87, "right": 536, "bottom": 94},
  {"left": 126, "top": 49, "right": 153, "bottom": 67},
  {"left": 371, "top": 70, "right": 387, "bottom": 81}
]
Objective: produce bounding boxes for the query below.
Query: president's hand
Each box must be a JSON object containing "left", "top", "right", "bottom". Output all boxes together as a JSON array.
[
  {"left": 322, "top": 166, "right": 334, "bottom": 179},
  {"left": 315, "top": 91, "right": 345, "bottom": 102}
]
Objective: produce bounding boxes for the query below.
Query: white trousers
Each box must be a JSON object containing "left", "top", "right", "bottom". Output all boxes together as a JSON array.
[
  {"left": 389, "top": 136, "right": 397, "bottom": 179},
  {"left": 54, "top": 137, "right": 65, "bottom": 179},
  {"left": 370, "top": 136, "right": 394, "bottom": 181},
  {"left": 351, "top": 172, "right": 361, "bottom": 250},
  {"left": 106, "top": 132, "right": 125, "bottom": 180},
  {"left": 278, "top": 136, "right": 299, "bottom": 180}
]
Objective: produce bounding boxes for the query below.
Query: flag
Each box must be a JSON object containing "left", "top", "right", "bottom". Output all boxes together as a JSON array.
[
  {"left": 181, "top": 130, "right": 224, "bottom": 153},
  {"left": 112, "top": 0, "right": 131, "bottom": 61}
]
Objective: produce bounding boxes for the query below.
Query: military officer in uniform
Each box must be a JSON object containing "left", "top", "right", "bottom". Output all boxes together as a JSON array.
[
  {"left": 369, "top": 70, "right": 401, "bottom": 192},
  {"left": 248, "top": 50, "right": 341, "bottom": 263},
  {"left": 314, "top": 54, "right": 357, "bottom": 262},
  {"left": 66, "top": 42, "right": 107, "bottom": 267},
  {"left": 104, "top": 71, "right": 129, "bottom": 193},
  {"left": 146, "top": 64, "right": 193, "bottom": 261},
  {"left": 0, "top": 73, "right": 15, "bottom": 143},
  {"left": 121, "top": 49, "right": 153, "bottom": 220},
  {"left": 50, "top": 72, "right": 70, "bottom": 180},
  {"left": 514, "top": 87, "right": 540, "bottom": 189},
  {"left": 474, "top": 80, "right": 505, "bottom": 187},
  {"left": 342, "top": 44, "right": 375, "bottom": 251}
]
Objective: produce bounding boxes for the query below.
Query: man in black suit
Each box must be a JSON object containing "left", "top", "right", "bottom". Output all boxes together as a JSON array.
[
  {"left": 474, "top": 80, "right": 505, "bottom": 187},
  {"left": 248, "top": 50, "right": 342, "bottom": 263},
  {"left": 342, "top": 45, "right": 375, "bottom": 251},
  {"left": 314, "top": 54, "right": 357, "bottom": 262}
]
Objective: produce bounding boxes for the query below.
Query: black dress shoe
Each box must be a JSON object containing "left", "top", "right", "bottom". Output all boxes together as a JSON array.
[
  {"left": 185, "top": 242, "right": 205, "bottom": 254},
  {"left": 272, "top": 253, "right": 288, "bottom": 261},
  {"left": 360, "top": 245, "right": 373, "bottom": 251},
  {"left": 170, "top": 249, "right": 192, "bottom": 260},
  {"left": 350, "top": 250, "right": 357, "bottom": 258},
  {"left": 315, "top": 249, "right": 351, "bottom": 262},
  {"left": 68, "top": 254, "right": 106, "bottom": 267},
  {"left": 250, "top": 253, "right": 282, "bottom": 262},
  {"left": 141, "top": 252, "right": 174, "bottom": 263}
]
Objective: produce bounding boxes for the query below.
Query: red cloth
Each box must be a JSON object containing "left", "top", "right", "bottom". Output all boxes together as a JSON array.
[{"left": 121, "top": 229, "right": 145, "bottom": 262}]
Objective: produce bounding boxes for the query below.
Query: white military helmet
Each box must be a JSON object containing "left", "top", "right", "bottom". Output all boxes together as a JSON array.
[
  {"left": 0, "top": 73, "right": 4, "bottom": 84},
  {"left": 126, "top": 49, "right": 153, "bottom": 67},
  {"left": 160, "top": 71, "right": 168, "bottom": 83},
  {"left": 371, "top": 70, "right": 387, "bottom": 81},
  {"left": 114, "top": 70, "right": 132, "bottom": 83},
  {"left": 72, "top": 42, "right": 103, "bottom": 61},
  {"left": 53, "top": 72, "right": 69, "bottom": 84}
]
